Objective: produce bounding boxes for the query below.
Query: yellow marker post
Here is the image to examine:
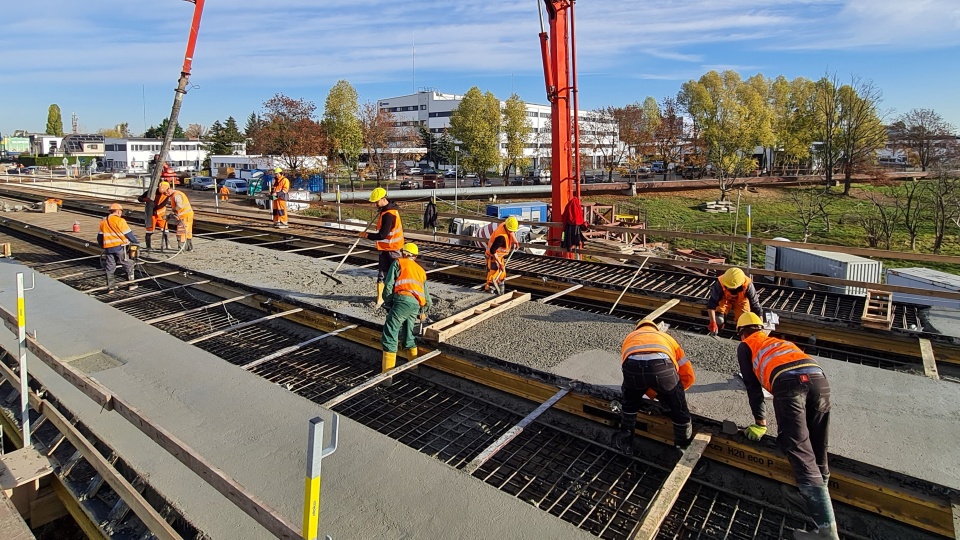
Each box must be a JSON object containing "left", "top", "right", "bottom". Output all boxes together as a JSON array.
[
  {"left": 16, "top": 272, "right": 35, "bottom": 446},
  {"left": 302, "top": 414, "right": 339, "bottom": 540},
  {"left": 746, "top": 205, "right": 752, "bottom": 272}
]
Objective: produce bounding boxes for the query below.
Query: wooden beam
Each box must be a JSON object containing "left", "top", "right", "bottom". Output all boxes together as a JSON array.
[
  {"left": 919, "top": 339, "right": 940, "bottom": 380},
  {"left": 186, "top": 308, "right": 302, "bottom": 344},
  {"left": 539, "top": 284, "right": 583, "bottom": 303},
  {"left": 144, "top": 294, "right": 253, "bottom": 324},
  {"left": 634, "top": 432, "right": 712, "bottom": 540},
  {"left": 423, "top": 292, "right": 531, "bottom": 342},
  {"left": 951, "top": 500, "right": 959, "bottom": 540},
  {"left": 645, "top": 298, "right": 680, "bottom": 322},
  {"left": 322, "top": 350, "right": 441, "bottom": 408}
]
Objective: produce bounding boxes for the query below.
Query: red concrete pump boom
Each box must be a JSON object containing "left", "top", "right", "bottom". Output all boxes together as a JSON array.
[{"left": 538, "top": 0, "right": 581, "bottom": 258}]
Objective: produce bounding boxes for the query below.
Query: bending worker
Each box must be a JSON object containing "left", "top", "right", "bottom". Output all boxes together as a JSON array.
[
  {"left": 359, "top": 187, "right": 404, "bottom": 308},
  {"left": 613, "top": 319, "right": 695, "bottom": 455},
  {"left": 271, "top": 167, "right": 290, "bottom": 228},
  {"left": 161, "top": 181, "right": 195, "bottom": 251},
  {"left": 137, "top": 181, "right": 170, "bottom": 252},
  {"left": 735, "top": 313, "right": 837, "bottom": 539},
  {"left": 485, "top": 216, "right": 519, "bottom": 294},
  {"left": 706, "top": 267, "right": 763, "bottom": 334},
  {"left": 380, "top": 243, "right": 431, "bottom": 377},
  {"left": 97, "top": 203, "right": 140, "bottom": 292}
]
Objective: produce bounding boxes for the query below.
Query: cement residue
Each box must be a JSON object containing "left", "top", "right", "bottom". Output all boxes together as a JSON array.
[{"left": 163, "top": 236, "right": 490, "bottom": 322}]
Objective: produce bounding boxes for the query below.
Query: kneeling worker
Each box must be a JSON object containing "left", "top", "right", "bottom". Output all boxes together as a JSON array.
[
  {"left": 706, "top": 267, "right": 763, "bottom": 334},
  {"left": 736, "top": 312, "right": 837, "bottom": 539},
  {"left": 98, "top": 203, "right": 140, "bottom": 292},
  {"left": 380, "top": 243, "right": 431, "bottom": 376},
  {"left": 485, "top": 216, "right": 519, "bottom": 294},
  {"left": 614, "top": 319, "right": 695, "bottom": 454}
]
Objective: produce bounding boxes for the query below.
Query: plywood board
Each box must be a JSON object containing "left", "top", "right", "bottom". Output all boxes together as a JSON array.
[{"left": 423, "top": 291, "right": 531, "bottom": 342}]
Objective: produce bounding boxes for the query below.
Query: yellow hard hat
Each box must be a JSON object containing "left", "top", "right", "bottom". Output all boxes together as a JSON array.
[
  {"left": 737, "top": 312, "right": 764, "bottom": 330},
  {"left": 158, "top": 181, "right": 171, "bottom": 191},
  {"left": 504, "top": 216, "right": 519, "bottom": 232},
  {"left": 274, "top": 167, "right": 282, "bottom": 173},
  {"left": 720, "top": 268, "right": 747, "bottom": 289},
  {"left": 109, "top": 203, "right": 123, "bottom": 212},
  {"left": 402, "top": 242, "right": 419, "bottom": 256},
  {"left": 369, "top": 187, "right": 388, "bottom": 202},
  {"left": 635, "top": 319, "right": 658, "bottom": 330}
]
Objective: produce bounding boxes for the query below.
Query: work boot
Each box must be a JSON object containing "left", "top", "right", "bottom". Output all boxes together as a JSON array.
[
  {"left": 795, "top": 483, "right": 839, "bottom": 540},
  {"left": 613, "top": 413, "right": 637, "bottom": 456},
  {"left": 381, "top": 351, "right": 397, "bottom": 387},
  {"left": 177, "top": 240, "right": 184, "bottom": 251},
  {"left": 793, "top": 525, "right": 839, "bottom": 540},
  {"left": 161, "top": 232, "right": 170, "bottom": 252},
  {"left": 673, "top": 421, "right": 694, "bottom": 448},
  {"left": 127, "top": 272, "right": 138, "bottom": 291},
  {"left": 781, "top": 485, "right": 807, "bottom": 510},
  {"left": 144, "top": 233, "right": 153, "bottom": 252},
  {"left": 106, "top": 275, "right": 117, "bottom": 293},
  {"left": 185, "top": 239, "right": 193, "bottom": 251},
  {"left": 404, "top": 347, "right": 418, "bottom": 359},
  {"left": 374, "top": 282, "right": 385, "bottom": 309}
]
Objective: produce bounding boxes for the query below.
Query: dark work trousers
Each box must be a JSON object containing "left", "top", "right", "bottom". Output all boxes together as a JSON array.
[
  {"left": 621, "top": 356, "right": 691, "bottom": 426},
  {"left": 102, "top": 249, "right": 134, "bottom": 279},
  {"left": 376, "top": 250, "right": 401, "bottom": 283},
  {"left": 772, "top": 371, "right": 831, "bottom": 487}
]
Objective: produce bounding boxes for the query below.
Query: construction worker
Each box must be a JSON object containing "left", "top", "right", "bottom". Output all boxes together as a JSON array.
[
  {"left": 97, "top": 203, "right": 140, "bottom": 292},
  {"left": 735, "top": 313, "right": 837, "bottom": 539},
  {"left": 271, "top": 167, "right": 290, "bottom": 228},
  {"left": 359, "top": 187, "right": 404, "bottom": 308},
  {"left": 219, "top": 183, "right": 230, "bottom": 201},
  {"left": 706, "top": 267, "right": 763, "bottom": 334},
  {"left": 380, "top": 243, "right": 431, "bottom": 378},
  {"left": 160, "top": 181, "right": 194, "bottom": 251},
  {"left": 485, "top": 216, "right": 519, "bottom": 294},
  {"left": 137, "top": 182, "right": 171, "bottom": 252},
  {"left": 613, "top": 319, "right": 695, "bottom": 455}
]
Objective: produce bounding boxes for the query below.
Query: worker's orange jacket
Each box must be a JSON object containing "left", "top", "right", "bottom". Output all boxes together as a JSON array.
[
  {"left": 272, "top": 174, "right": 290, "bottom": 199},
  {"left": 99, "top": 215, "right": 132, "bottom": 249},
  {"left": 743, "top": 332, "right": 818, "bottom": 393},
  {"left": 485, "top": 223, "right": 515, "bottom": 259},
  {"left": 393, "top": 258, "right": 428, "bottom": 307},
  {"left": 169, "top": 190, "right": 193, "bottom": 219},
  {"left": 620, "top": 328, "right": 695, "bottom": 390},
  {"left": 716, "top": 276, "right": 752, "bottom": 313},
  {"left": 375, "top": 208, "right": 404, "bottom": 252}
]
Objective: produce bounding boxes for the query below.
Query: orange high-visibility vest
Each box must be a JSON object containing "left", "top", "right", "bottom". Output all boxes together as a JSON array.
[
  {"left": 486, "top": 223, "right": 514, "bottom": 258},
  {"left": 719, "top": 276, "right": 752, "bottom": 303},
  {"left": 743, "top": 332, "right": 819, "bottom": 393},
  {"left": 272, "top": 174, "right": 290, "bottom": 194},
  {"left": 100, "top": 215, "right": 132, "bottom": 249},
  {"left": 376, "top": 208, "right": 404, "bottom": 252},
  {"left": 169, "top": 190, "right": 193, "bottom": 218},
  {"left": 621, "top": 328, "right": 695, "bottom": 389},
  {"left": 393, "top": 258, "right": 427, "bottom": 306}
]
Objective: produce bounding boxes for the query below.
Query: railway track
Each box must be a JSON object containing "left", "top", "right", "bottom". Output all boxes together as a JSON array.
[{"left": 0, "top": 224, "right": 954, "bottom": 539}]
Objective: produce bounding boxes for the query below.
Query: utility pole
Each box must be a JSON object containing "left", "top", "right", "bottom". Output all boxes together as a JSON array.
[{"left": 144, "top": 0, "right": 205, "bottom": 226}]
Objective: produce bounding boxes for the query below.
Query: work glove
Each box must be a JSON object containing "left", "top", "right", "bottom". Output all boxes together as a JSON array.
[
  {"left": 707, "top": 320, "right": 719, "bottom": 334},
  {"left": 418, "top": 312, "right": 428, "bottom": 321},
  {"left": 744, "top": 424, "right": 767, "bottom": 441},
  {"left": 358, "top": 231, "right": 368, "bottom": 239}
]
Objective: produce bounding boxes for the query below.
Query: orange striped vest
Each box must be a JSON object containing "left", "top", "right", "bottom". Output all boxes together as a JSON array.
[
  {"left": 393, "top": 258, "right": 427, "bottom": 306},
  {"left": 376, "top": 208, "right": 404, "bottom": 252},
  {"left": 100, "top": 215, "right": 132, "bottom": 249},
  {"left": 743, "top": 332, "right": 818, "bottom": 392}
]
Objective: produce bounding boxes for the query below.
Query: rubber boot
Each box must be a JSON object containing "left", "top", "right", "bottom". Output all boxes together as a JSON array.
[
  {"left": 144, "top": 233, "right": 153, "bottom": 252},
  {"left": 404, "top": 347, "right": 418, "bottom": 359},
  {"left": 177, "top": 239, "right": 184, "bottom": 251},
  {"left": 185, "top": 238, "right": 193, "bottom": 251},
  {"left": 381, "top": 351, "right": 397, "bottom": 387},
  {"left": 106, "top": 274, "right": 117, "bottom": 292},
  {"left": 673, "top": 421, "right": 694, "bottom": 448},
  {"left": 374, "top": 282, "right": 385, "bottom": 309},
  {"left": 793, "top": 484, "right": 839, "bottom": 540},
  {"left": 127, "top": 272, "right": 138, "bottom": 291},
  {"left": 612, "top": 413, "right": 636, "bottom": 456},
  {"left": 161, "top": 231, "right": 170, "bottom": 252},
  {"left": 781, "top": 484, "right": 807, "bottom": 510}
]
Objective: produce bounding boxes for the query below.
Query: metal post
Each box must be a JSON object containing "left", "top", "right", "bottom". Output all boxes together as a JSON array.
[
  {"left": 16, "top": 272, "right": 35, "bottom": 446},
  {"left": 454, "top": 145, "right": 459, "bottom": 211},
  {"left": 302, "top": 414, "right": 339, "bottom": 540},
  {"left": 335, "top": 185, "right": 341, "bottom": 222},
  {"left": 214, "top": 180, "right": 220, "bottom": 214},
  {"left": 746, "top": 205, "right": 752, "bottom": 273}
]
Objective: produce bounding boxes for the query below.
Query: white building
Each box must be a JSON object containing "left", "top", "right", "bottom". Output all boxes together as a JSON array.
[
  {"left": 103, "top": 138, "right": 208, "bottom": 173},
  {"left": 208, "top": 155, "right": 327, "bottom": 179},
  {"left": 377, "top": 89, "right": 619, "bottom": 170}
]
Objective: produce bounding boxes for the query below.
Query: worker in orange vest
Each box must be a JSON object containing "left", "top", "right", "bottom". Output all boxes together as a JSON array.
[
  {"left": 485, "top": 216, "right": 519, "bottom": 295},
  {"left": 380, "top": 243, "right": 431, "bottom": 381},
  {"left": 359, "top": 187, "right": 404, "bottom": 308},
  {"left": 736, "top": 313, "right": 837, "bottom": 539},
  {"left": 97, "top": 203, "right": 140, "bottom": 292},
  {"left": 613, "top": 319, "right": 695, "bottom": 455},
  {"left": 219, "top": 183, "right": 230, "bottom": 201},
  {"left": 137, "top": 183, "right": 171, "bottom": 252},
  {"left": 161, "top": 182, "right": 194, "bottom": 251},
  {"left": 271, "top": 167, "right": 290, "bottom": 228},
  {"left": 706, "top": 267, "right": 763, "bottom": 334}
]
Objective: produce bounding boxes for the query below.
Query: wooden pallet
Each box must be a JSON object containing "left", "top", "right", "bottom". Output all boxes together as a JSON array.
[
  {"left": 423, "top": 291, "right": 531, "bottom": 342},
  {"left": 861, "top": 289, "right": 894, "bottom": 330}
]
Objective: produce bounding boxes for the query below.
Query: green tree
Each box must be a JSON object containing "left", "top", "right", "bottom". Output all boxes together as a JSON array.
[
  {"left": 248, "top": 93, "right": 327, "bottom": 174},
  {"left": 244, "top": 112, "right": 263, "bottom": 138},
  {"left": 502, "top": 94, "right": 531, "bottom": 178},
  {"left": 205, "top": 120, "right": 230, "bottom": 156},
  {"left": 449, "top": 87, "right": 501, "bottom": 179},
  {"left": 770, "top": 76, "right": 818, "bottom": 173},
  {"left": 322, "top": 80, "right": 363, "bottom": 179},
  {"left": 889, "top": 108, "right": 955, "bottom": 171},
  {"left": 144, "top": 119, "right": 185, "bottom": 139},
  {"left": 837, "top": 78, "right": 887, "bottom": 194},
  {"left": 46, "top": 104, "right": 64, "bottom": 136},
  {"left": 813, "top": 73, "right": 843, "bottom": 188}
]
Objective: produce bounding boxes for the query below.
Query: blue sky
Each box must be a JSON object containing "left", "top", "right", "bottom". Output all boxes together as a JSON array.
[{"left": 4, "top": 0, "right": 960, "bottom": 136}]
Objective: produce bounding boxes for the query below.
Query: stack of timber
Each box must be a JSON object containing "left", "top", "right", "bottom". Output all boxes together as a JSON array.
[{"left": 700, "top": 200, "right": 738, "bottom": 213}]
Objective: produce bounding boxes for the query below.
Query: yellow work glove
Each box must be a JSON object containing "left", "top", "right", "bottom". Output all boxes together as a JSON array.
[
  {"left": 744, "top": 424, "right": 767, "bottom": 441},
  {"left": 418, "top": 312, "right": 428, "bottom": 321}
]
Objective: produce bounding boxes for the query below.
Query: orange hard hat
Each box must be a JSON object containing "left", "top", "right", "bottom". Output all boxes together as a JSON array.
[{"left": 109, "top": 203, "right": 123, "bottom": 212}]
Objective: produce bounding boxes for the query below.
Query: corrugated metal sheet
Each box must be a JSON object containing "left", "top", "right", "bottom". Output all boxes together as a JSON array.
[
  {"left": 887, "top": 268, "right": 960, "bottom": 309},
  {"left": 772, "top": 246, "right": 881, "bottom": 296}
]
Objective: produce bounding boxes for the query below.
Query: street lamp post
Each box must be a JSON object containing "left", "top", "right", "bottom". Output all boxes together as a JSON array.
[{"left": 454, "top": 145, "right": 459, "bottom": 211}]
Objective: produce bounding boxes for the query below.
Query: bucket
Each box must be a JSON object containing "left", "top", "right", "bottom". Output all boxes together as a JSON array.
[{"left": 72, "top": 221, "right": 80, "bottom": 233}]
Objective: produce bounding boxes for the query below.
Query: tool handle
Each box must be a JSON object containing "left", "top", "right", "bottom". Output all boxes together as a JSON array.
[{"left": 332, "top": 220, "right": 372, "bottom": 274}]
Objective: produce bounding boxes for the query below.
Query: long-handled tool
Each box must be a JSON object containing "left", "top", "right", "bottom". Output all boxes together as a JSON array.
[
  {"left": 609, "top": 256, "right": 648, "bottom": 315},
  {"left": 333, "top": 220, "right": 371, "bottom": 275}
]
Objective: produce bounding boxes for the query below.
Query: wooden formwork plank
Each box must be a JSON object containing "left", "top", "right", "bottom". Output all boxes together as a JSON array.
[
  {"left": 634, "top": 432, "right": 711, "bottom": 540},
  {"left": 919, "top": 338, "right": 940, "bottom": 380},
  {"left": 423, "top": 291, "right": 531, "bottom": 342}
]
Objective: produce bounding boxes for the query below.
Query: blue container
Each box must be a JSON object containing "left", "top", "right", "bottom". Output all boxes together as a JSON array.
[
  {"left": 308, "top": 174, "right": 325, "bottom": 193},
  {"left": 485, "top": 202, "right": 548, "bottom": 222}
]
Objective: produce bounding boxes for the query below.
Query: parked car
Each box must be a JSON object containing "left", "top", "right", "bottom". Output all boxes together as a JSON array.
[
  {"left": 422, "top": 177, "right": 445, "bottom": 189},
  {"left": 420, "top": 166, "right": 438, "bottom": 176},
  {"left": 190, "top": 176, "right": 216, "bottom": 190},
  {"left": 402, "top": 167, "right": 422, "bottom": 175},
  {"left": 443, "top": 169, "right": 462, "bottom": 178},
  {"left": 399, "top": 179, "right": 421, "bottom": 190},
  {"left": 472, "top": 178, "right": 492, "bottom": 187},
  {"left": 222, "top": 179, "right": 248, "bottom": 194}
]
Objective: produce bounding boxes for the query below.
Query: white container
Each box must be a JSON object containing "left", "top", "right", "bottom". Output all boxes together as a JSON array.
[
  {"left": 768, "top": 243, "right": 881, "bottom": 296},
  {"left": 886, "top": 268, "right": 960, "bottom": 309}
]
